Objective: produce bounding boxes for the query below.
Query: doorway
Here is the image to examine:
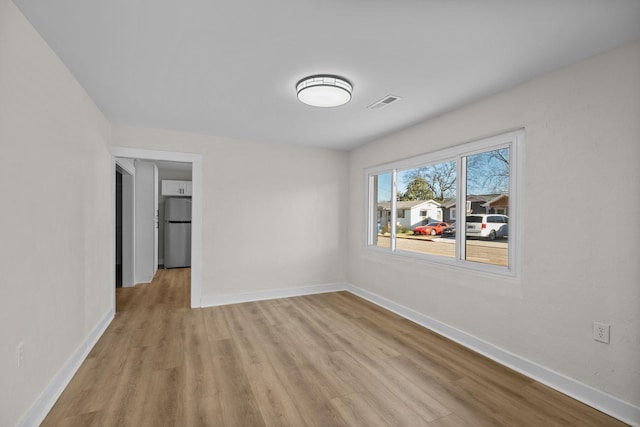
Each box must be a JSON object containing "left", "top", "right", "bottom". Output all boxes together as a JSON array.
[{"left": 112, "top": 147, "right": 203, "bottom": 310}]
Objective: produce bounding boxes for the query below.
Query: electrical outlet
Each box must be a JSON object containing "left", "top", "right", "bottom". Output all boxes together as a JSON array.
[
  {"left": 593, "top": 322, "right": 610, "bottom": 344},
  {"left": 17, "top": 342, "right": 25, "bottom": 367}
]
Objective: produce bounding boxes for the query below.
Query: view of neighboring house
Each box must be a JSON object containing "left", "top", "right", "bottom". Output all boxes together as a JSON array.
[
  {"left": 378, "top": 194, "right": 509, "bottom": 231},
  {"left": 377, "top": 200, "right": 443, "bottom": 230},
  {"left": 483, "top": 194, "right": 509, "bottom": 215},
  {"left": 442, "top": 194, "right": 510, "bottom": 223}
]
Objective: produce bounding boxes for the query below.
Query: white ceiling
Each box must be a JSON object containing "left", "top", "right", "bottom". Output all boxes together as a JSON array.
[{"left": 14, "top": 0, "right": 640, "bottom": 150}]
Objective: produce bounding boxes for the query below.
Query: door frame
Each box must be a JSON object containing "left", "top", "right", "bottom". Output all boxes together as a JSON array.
[{"left": 112, "top": 147, "right": 203, "bottom": 308}]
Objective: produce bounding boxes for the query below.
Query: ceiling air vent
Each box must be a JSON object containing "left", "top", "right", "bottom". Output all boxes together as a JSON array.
[{"left": 367, "top": 95, "right": 401, "bottom": 110}]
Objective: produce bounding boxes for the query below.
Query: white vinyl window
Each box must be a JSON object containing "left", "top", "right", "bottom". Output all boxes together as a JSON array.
[{"left": 367, "top": 130, "right": 523, "bottom": 277}]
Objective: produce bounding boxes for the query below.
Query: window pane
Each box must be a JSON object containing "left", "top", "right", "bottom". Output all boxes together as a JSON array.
[
  {"left": 395, "top": 161, "right": 456, "bottom": 258},
  {"left": 365, "top": 130, "right": 521, "bottom": 276},
  {"left": 464, "top": 147, "right": 510, "bottom": 267},
  {"left": 370, "top": 172, "right": 392, "bottom": 248}
]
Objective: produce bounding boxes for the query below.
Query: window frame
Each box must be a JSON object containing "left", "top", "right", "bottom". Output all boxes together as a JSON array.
[{"left": 366, "top": 129, "right": 524, "bottom": 278}]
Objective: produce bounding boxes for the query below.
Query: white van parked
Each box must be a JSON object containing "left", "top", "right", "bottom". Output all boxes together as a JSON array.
[{"left": 466, "top": 214, "right": 508, "bottom": 240}]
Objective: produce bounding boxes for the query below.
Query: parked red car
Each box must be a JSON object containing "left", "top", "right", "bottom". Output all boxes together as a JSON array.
[{"left": 413, "top": 222, "right": 450, "bottom": 236}]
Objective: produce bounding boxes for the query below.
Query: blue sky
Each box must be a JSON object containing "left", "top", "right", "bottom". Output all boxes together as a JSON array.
[{"left": 376, "top": 147, "right": 509, "bottom": 203}]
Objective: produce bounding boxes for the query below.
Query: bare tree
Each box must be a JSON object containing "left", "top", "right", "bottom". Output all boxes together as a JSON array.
[
  {"left": 406, "top": 161, "right": 456, "bottom": 202},
  {"left": 467, "top": 148, "right": 509, "bottom": 194}
]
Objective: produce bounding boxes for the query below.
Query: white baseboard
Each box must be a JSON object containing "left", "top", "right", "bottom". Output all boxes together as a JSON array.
[
  {"left": 346, "top": 284, "right": 640, "bottom": 427},
  {"left": 17, "top": 308, "right": 115, "bottom": 427},
  {"left": 200, "top": 282, "right": 348, "bottom": 307}
]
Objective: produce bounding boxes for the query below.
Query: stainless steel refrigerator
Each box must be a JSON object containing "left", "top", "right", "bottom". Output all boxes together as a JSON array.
[{"left": 164, "top": 197, "right": 191, "bottom": 268}]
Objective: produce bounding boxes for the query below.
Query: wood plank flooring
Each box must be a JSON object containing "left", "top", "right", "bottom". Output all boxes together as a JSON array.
[{"left": 42, "top": 269, "right": 626, "bottom": 426}]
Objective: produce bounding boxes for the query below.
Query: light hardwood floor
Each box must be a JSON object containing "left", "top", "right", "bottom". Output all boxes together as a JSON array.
[{"left": 42, "top": 269, "right": 625, "bottom": 426}]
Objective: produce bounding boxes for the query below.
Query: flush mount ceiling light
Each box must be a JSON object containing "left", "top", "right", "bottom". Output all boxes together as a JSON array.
[{"left": 296, "top": 75, "right": 352, "bottom": 107}]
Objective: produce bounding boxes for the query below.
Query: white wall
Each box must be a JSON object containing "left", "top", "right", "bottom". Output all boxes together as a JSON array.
[
  {"left": 0, "top": 0, "right": 113, "bottom": 425},
  {"left": 121, "top": 173, "right": 135, "bottom": 287},
  {"left": 112, "top": 126, "right": 350, "bottom": 299},
  {"left": 410, "top": 202, "right": 442, "bottom": 226},
  {"left": 348, "top": 39, "right": 640, "bottom": 408},
  {"left": 133, "top": 160, "right": 158, "bottom": 283}
]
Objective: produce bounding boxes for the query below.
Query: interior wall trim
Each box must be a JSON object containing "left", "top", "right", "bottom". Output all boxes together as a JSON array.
[
  {"left": 200, "top": 282, "right": 348, "bottom": 307},
  {"left": 346, "top": 284, "right": 640, "bottom": 427},
  {"left": 17, "top": 309, "right": 115, "bottom": 427}
]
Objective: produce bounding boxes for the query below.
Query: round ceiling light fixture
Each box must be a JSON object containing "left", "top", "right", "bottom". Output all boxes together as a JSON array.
[{"left": 296, "top": 75, "right": 352, "bottom": 107}]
